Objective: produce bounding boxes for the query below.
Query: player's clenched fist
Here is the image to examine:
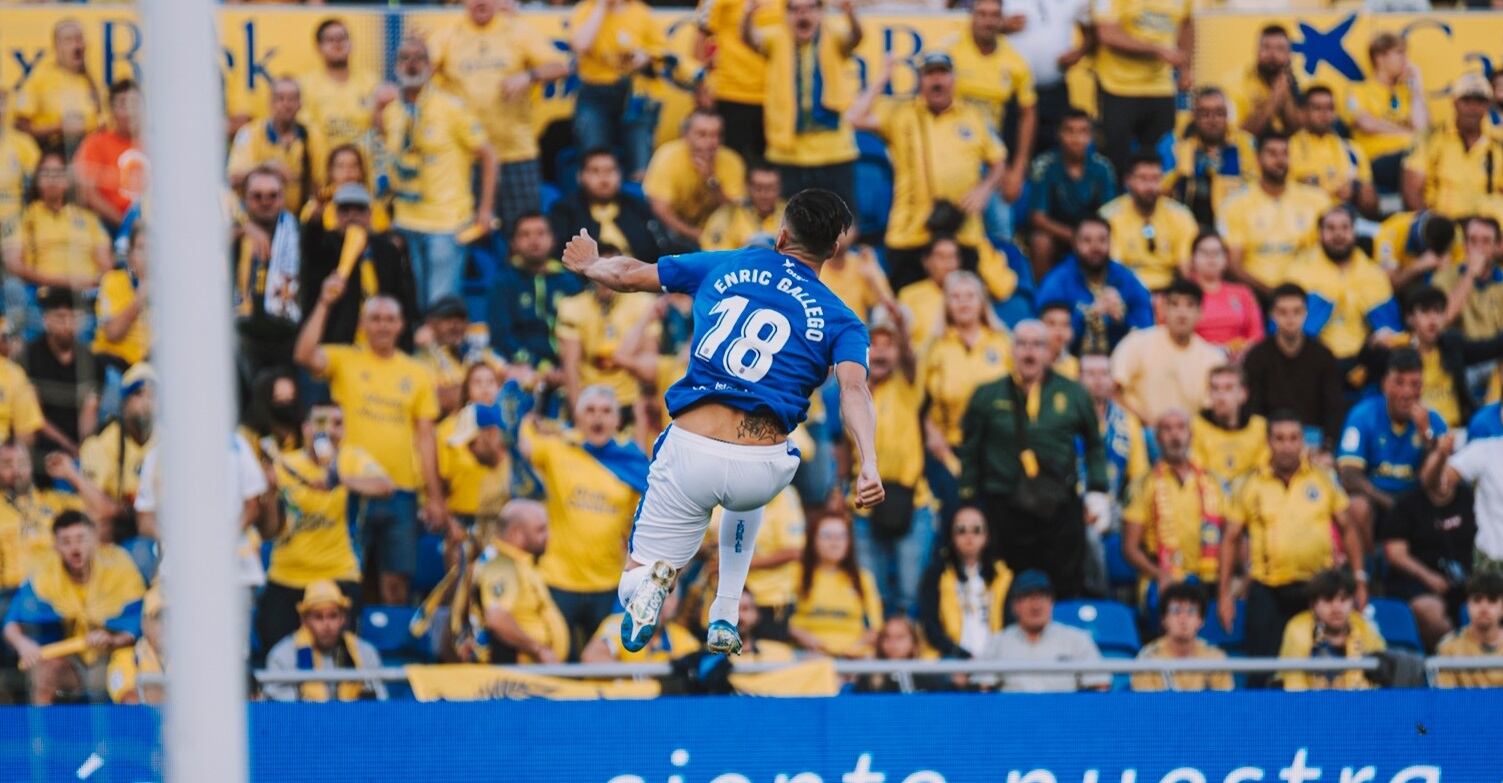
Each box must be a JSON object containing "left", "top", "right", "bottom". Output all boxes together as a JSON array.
[
  {"left": 854, "top": 463, "right": 885, "bottom": 509},
  {"left": 562, "top": 229, "right": 599, "bottom": 275}
]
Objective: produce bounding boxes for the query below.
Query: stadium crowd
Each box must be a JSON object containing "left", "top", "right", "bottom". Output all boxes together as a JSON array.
[{"left": 2, "top": 0, "right": 1503, "bottom": 704}]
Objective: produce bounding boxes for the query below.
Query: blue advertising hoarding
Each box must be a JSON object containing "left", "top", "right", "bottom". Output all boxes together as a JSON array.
[{"left": 2, "top": 690, "right": 1499, "bottom": 782}]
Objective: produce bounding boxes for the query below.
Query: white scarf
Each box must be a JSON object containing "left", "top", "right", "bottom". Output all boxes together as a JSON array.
[{"left": 262, "top": 210, "right": 302, "bottom": 323}]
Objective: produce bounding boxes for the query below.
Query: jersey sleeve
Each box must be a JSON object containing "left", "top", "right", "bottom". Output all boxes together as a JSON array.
[
  {"left": 1335, "top": 411, "right": 1369, "bottom": 470},
  {"left": 655, "top": 251, "right": 725, "bottom": 294},
  {"left": 830, "top": 317, "right": 870, "bottom": 370}
]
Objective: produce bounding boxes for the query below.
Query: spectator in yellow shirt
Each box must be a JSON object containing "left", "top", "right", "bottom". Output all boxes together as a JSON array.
[
  {"left": 433, "top": 0, "right": 569, "bottom": 230},
  {"left": 922, "top": 271, "right": 1012, "bottom": 475},
  {"left": 642, "top": 109, "right": 747, "bottom": 249},
  {"left": 570, "top": 0, "right": 667, "bottom": 181},
  {"left": 1219, "top": 412, "right": 1363, "bottom": 684},
  {"left": 1123, "top": 409, "right": 1227, "bottom": 607},
  {"left": 383, "top": 37, "right": 497, "bottom": 308},
  {"left": 1091, "top": 0, "right": 1193, "bottom": 175},
  {"left": 695, "top": 0, "right": 784, "bottom": 162},
  {"left": 1347, "top": 32, "right": 1426, "bottom": 193},
  {"left": 700, "top": 162, "right": 787, "bottom": 251},
  {"left": 438, "top": 372, "right": 514, "bottom": 527},
  {"left": 228, "top": 78, "right": 312, "bottom": 214},
  {"left": 1278, "top": 569, "right": 1385, "bottom": 692},
  {"left": 94, "top": 223, "right": 150, "bottom": 373},
  {"left": 107, "top": 586, "right": 163, "bottom": 705},
  {"left": 1131, "top": 582, "right": 1234, "bottom": 692},
  {"left": 1098, "top": 153, "right": 1198, "bottom": 291},
  {"left": 1229, "top": 25, "right": 1300, "bottom": 137},
  {"left": 0, "top": 89, "right": 42, "bottom": 240},
  {"left": 14, "top": 19, "right": 102, "bottom": 154},
  {"left": 468, "top": 499, "right": 570, "bottom": 665},
  {"left": 299, "top": 19, "right": 385, "bottom": 193},
  {"left": 1192, "top": 365, "right": 1270, "bottom": 494},
  {"left": 3, "top": 511, "right": 144, "bottom": 705},
  {"left": 3, "top": 152, "right": 112, "bottom": 317},
  {"left": 896, "top": 236, "right": 961, "bottom": 350},
  {"left": 80, "top": 363, "right": 155, "bottom": 506},
  {"left": 789, "top": 514, "right": 883, "bottom": 659},
  {"left": 295, "top": 275, "right": 449, "bottom": 606},
  {"left": 518, "top": 387, "right": 648, "bottom": 657},
  {"left": 420, "top": 296, "right": 505, "bottom": 418},
  {"left": 0, "top": 444, "right": 99, "bottom": 595},
  {"left": 1434, "top": 572, "right": 1503, "bottom": 688},
  {"left": 1219, "top": 132, "right": 1331, "bottom": 296},
  {"left": 258, "top": 403, "right": 393, "bottom": 655},
  {"left": 1290, "top": 85, "right": 1377, "bottom": 216},
  {"left": 743, "top": 0, "right": 863, "bottom": 211},
  {"left": 848, "top": 52, "right": 1007, "bottom": 291},
  {"left": 1402, "top": 72, "right": 1503, "bottom": 220}
]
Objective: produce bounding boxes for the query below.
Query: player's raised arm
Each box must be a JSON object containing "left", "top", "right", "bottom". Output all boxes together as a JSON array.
[
  {"left": 561, "top": 229, "right": 662, "bottom": 293},
  {"left": 835, "top": 360, "right": 885, "bottom": 509}
]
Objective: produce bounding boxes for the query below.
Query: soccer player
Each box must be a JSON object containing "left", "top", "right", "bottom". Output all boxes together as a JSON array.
[{"left": 559, "top": 188, "right": 884, "bottom": 656}]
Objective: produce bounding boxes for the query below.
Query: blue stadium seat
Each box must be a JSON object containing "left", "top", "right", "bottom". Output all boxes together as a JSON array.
[
  {"left": 1101, "top": 531, "right": 1137, "bottom": 589},
  {"left": 1053, "top": 599, "right": 1141, "bottom": 656},
  {"left": 540, "top": 182, "right": 561, "bottom": 215},
  {"left": 1201, "top": 598, "right": 1245, "bottom": 654},
  {"left": 1365, "top": 598, "right": 1423, "bottom": 653},
  {"left": 359, "top": 605, "right": 428, "bottom": 664},
  {"left": 621, "top": 180, "right": 645, "bottom": 202},
  {"left": 413, "top": 534, "right": 447, "bottom": 597}
]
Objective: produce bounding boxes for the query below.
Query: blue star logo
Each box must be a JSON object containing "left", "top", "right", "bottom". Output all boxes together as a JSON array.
[{"left": 1292, "top": 14, "right": 1364, "bottom": 81}]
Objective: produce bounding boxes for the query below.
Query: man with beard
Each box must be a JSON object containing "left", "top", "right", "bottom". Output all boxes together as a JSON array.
[
  {"left": 1290, "top": 206, "right": 1401, "bottom": 364},
  {"left": 380, "top": 36, "right": 496, "bottom": 308},
  {"left": 700, "top": 163, "right": 787, "bottom": 251},
  {"left": 1220, "top": 132, "right": 1332, "bottom": 296},
  {"left": 1036, "top": 216, "right": 1153, "bottom": 355},
  {"left": 486, "top": 212, "right": 585, "bottom": 371},
  {"left": 1230, "top": 25, "right": 1301, "bottom": 136},
  {"left": 25, "top": 287, "right": 96, "bottom": 458},
  {"left": 80, "top": 363, "right": 154, "bottom": 506},
  {"left": 1162, "top": 87, "right": 1259, "bottom": 227},
  {"left": 958, "top": 321, "right": 1107, "bottom": 597},
  {"left": 263, "top": 580, "right": 387, "bottom": 702},
  {"left": 848, "top": 52, "right": 1006, "bottom": 291},
  {"left": 231, "top": 167, "right": 302, "bottom": 396},
  {"left": 1098, "top": 153, "right": 1197, "bottom": 291},
  {"left": 547, "top": 149, "right": 663, "bottom": 264}
]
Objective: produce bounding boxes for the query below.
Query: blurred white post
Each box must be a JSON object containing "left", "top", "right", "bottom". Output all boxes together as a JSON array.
[{"left": 141, "top": 0, "right": 247, "bottom": 779}]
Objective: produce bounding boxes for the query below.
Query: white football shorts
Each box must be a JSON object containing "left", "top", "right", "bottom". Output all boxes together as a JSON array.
[{"left": 628, "top": 424, "right": 801, "bottom": 569}]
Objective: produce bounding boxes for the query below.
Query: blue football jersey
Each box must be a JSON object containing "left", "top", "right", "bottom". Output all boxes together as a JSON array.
[
  {"left": 1336, "top": 395, "right": 1448, "bottom": 496},
  {"left": 656, "top": 247, "right": 869, "bottom": 432}
]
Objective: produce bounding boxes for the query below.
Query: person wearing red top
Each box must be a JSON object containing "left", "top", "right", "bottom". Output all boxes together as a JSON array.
[
  {"left": 74, "top": 80, "right": 145, "bottom": 231},
  {"left": 1187, "top": 231, "right": 1263, "bottom": 359}
]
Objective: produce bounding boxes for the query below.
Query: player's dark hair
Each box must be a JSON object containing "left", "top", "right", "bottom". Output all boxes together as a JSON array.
[
  {"left": 1270, "top": 283, "right": 1307, "bottom": 308},
  {"left": 1307, "top": 568, "right": 1357, "bottom": 603},
  {"left": 315, "top": 18, "right": 347, "bottom": 44},
  {"left": 1403, "top": 285, "right": 1448, "bottom": 316},
  {"left": 1160, "top": 581, "right": 1207, "bottom": 619},
  {"left": 507, "top": 210, "right": 549, "bottom": 240},
  {"left": 1466, "top": 571, "right": 1503, "bottom": 601},
  {"left": 1386, "top": 346, "right": 1423, "bottom": 377},
  {"left": 1162, "top": 277, "right": 1203, "bottom": 306},
  {"left": 52, "top": 509, "right": 93, "bottom": 535},
  {"left": 1125, "top": 152, "right": 1163, "bottom": 178},
  {"left": 783, "top": 188, "right": 852, "bottom": 261}
]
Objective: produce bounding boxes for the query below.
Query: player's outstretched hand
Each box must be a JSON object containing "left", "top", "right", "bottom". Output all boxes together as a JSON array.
[
  {"left": 854, "top": 463, "right": 885, "bottom": 509},
  {"left": 562, "top": 229, "right": 600, "bottom": 275}
]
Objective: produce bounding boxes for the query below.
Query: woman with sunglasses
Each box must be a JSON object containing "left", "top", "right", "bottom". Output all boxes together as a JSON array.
[
  {"left": 919, "top": 506, "right": 1014, "bottom": 660},
  {"left": 788, "top": 514, "right": 883, "bottom": 659}
]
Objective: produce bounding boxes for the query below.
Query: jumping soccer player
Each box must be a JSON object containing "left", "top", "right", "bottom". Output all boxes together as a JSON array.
[{"left": 561, "top": 188, "right": 885, "bottom": 655}]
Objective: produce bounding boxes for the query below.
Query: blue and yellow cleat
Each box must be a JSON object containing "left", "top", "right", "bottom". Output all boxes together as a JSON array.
[
  {"left": 705, "top": 620, "right": 742, "bottom": 655},
  {"left": 620, "top": 561, "right": 675, "bottom": 653}
]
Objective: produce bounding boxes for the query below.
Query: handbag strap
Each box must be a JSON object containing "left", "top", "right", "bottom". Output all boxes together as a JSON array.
[{"left": 1008, "top": 378, "right": 1040, "bottom": 478}]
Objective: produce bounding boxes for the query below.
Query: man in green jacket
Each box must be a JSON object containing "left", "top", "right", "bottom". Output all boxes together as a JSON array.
[{"left": 958, "top": 320, "right": 1108, "bottom": 598}]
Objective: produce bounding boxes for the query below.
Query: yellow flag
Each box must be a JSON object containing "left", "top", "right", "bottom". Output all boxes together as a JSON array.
[
  {"left": 405, "top": 665, "right": 661, "bottom": 702},
  {"left": 728, "top": 659, "right": 840, "bottom": 697}
]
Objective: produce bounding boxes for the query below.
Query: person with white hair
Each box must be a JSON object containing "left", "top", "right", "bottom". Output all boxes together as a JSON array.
[
  {"left": 958, "top": 319, "right": 1107, "bottom": 598},
  {"left": 517, "top": 384, "right": 650, "bottom": 659},
  {"left": 295, "top": 280, "right": 448, "bottom": 606}
]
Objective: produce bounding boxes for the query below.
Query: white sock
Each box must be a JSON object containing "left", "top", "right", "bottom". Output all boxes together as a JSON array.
[
  {"left": 708, "top": 507, "right": 765, "bottom": 626},
  {"left": 618, "top": 564, "right": 652, "bottom": 607}
]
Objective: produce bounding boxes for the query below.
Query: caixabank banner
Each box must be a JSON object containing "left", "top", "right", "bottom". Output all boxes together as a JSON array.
[{"left": 3, "top": 690, "right": 1499, "bottom": 782}]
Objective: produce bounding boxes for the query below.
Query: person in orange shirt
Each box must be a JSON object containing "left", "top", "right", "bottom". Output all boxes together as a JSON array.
[{"left": 74, "top": 80, "right": 145, "bottom": 233}]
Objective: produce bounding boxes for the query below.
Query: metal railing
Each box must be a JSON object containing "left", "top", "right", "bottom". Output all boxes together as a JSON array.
[{"left": 130, "top": 655, "right": 1503, "bottom": 697}]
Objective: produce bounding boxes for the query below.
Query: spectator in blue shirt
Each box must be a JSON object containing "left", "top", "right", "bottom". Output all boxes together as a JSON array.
[
  {"left": 1337, "top": 347, "right": 1447, "bottom": 555},
  {"left": 485, "top": 211, "right": 585, "bottom": 371},
  {"left": 1036, "top": 216, "right": 1153, "bottom": 355},
  {"left": 1028, "top": 109, "right": 1118, "bottom": 277}
]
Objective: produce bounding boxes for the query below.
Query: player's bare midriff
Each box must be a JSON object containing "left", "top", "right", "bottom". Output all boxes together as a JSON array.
[{"left": 673, "top": 401, "right": 788, "bottom": 446}]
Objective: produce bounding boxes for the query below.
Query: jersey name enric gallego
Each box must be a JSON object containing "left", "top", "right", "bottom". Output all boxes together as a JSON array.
[{"left": 656, "top": 246, "right": 869, "bottom": 432}]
